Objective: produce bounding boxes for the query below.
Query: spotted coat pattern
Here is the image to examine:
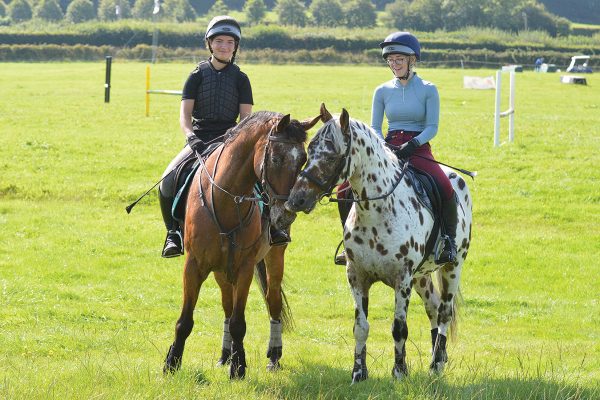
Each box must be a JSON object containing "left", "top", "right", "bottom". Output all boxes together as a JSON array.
[{"left": 287, "top": 109, "right": 472, "bottom": 382}]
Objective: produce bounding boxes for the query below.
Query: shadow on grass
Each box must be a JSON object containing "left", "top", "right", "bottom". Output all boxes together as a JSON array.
[{"left": 247, "top": 361, "right": 598, "bottom": 400}]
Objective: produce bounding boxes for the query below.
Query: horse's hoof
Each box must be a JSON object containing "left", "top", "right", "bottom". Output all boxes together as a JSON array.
[
  {"left": 392, "top": 364, "right": 408, "bottom": 380},
  {"left": 351, "top": 369, "right": 368, "bottom": 384},
  {"left": 266, "top": 359, "right": 281, "bottom": 371},
  {"left": 429, "top": 361, "right": 445, "bottom": 375},
  {"left": 229, "top": 363, "right": 246, "bottom": 380},
  {"left": 163, "top": 344, "right": 182, "bottom": 375},
  {"left": 216, "top": 348, "right": 231, "bottom": 367}
]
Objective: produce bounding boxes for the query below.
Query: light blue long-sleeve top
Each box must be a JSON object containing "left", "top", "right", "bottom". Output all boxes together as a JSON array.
[{"left": 371, "top": 73, "right": 440, "bottom": 146}]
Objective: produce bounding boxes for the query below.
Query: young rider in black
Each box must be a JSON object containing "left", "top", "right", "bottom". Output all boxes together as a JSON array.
[{"left": 158, "top": 16, "right": 267, "bottom": 258}]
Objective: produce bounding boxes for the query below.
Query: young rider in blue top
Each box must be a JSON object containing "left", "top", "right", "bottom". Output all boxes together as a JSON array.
[
  {"left": 375, "top": 31, "right": 458, "bottom": 265},
  {"left": 336, "top": 32, "right": 457, "bottom": 266}
]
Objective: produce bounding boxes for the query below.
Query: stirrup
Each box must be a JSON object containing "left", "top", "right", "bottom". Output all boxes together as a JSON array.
[
  {"left": 334, "top": 250, "right": 347, "bottom": 266},
  {"left": 162, "top": 230, "right": 183, "bottom": 258},
  {"left": 435, "top": 235, "right": 456, "bottom": 265}
]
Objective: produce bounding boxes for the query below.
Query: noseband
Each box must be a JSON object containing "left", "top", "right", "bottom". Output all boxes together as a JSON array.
[
  {"left": 299, "top": 124, "right": 353, "bottom": 199},
  {"left": 259, "top": 127, "right": 303, "bottom": 207}
]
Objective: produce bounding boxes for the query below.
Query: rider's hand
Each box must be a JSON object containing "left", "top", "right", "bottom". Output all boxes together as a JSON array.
[
  {"left": 187, "top": 135, "right": 206, "bottom": 153},
  {"left": 395, "top": 138, "right": 420, "bottom": 159}
]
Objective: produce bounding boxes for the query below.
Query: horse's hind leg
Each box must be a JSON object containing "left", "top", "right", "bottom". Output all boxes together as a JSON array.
[
  {"left": 262, "top": 246, "right": 286, "bottom": 371},
  {"left": 348, "top": 266, "right": 372, "bottom": 384},
  {"left": 412, "top": 275, "right": 442, "bottom": 366},
  {"left": 214, "top": 271, "right": 234, "bottom": 366},
  {"left": 430, "top": 263, "right": 462, "bottom": 374},
  {"left": 392, "top": 272, "right": 413, "bottom": 380},
  {"left": 164, "top": 255, "right": 208, "bottom": 374}
]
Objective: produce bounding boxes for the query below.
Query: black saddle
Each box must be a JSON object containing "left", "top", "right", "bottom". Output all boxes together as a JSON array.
[
  {"left": 404, "top": 165, "right": 445, "bottom": 267},
  {"left": 172, "top": 142, "right": 223, "bottom": 225}
]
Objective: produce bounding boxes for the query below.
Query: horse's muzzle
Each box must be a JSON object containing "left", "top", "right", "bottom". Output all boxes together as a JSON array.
[{"left": 284, "top": 191, "right": 316, "bottom": 214}]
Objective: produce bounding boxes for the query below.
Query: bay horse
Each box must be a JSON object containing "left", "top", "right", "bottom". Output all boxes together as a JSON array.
[
  {"left": 285, "top": 104, "right": 472, "bottom": 383},
  {"left": 163, "top": 111, "right": 319, "bottom": 379}
]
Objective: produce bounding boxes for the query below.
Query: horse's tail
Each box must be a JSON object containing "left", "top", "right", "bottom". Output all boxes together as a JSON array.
[
  {"left": 254, "top": 260, "right": 294, "bottom": 332},
  {"left": 435, "top": 270, "right": 461, "bottom": 342}
]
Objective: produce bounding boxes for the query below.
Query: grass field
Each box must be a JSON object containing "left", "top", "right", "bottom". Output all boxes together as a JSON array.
[{"left": 1, "top": 61, "right": 599, "bottom": 399}]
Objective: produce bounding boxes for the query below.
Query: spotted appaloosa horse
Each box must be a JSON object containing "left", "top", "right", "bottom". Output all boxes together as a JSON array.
[
  {"left": 285, "top": 104, "right": 472, "bottom": 383},
  {"left": 163, "top": 111, "right": 319, "bottom": 379}
]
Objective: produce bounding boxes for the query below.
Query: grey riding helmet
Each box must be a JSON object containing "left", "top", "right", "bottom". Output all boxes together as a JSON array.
[
  {"left": 380, "top": 31, "right": 421, "bottom": 61},
  {"left": 205, "top": 15, "right": 242, "bottom": 42}
]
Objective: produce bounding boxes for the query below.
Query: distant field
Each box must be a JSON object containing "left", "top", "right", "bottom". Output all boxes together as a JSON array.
[{"left": 0, "top": 62, "right": 598, "bottom": 399}]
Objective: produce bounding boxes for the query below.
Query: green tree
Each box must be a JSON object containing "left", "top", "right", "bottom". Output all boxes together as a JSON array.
[
  {"left": 344, "top": 0, "right": 375, "bottom": 28},
  {"left": 309, "top": 0, "right": 343, "bottom": 27},
  {"left": 223, "top": 0, "right": 243, "bottom": 10},
  {"left": 208, "top": 0, "right": 227, "bottom": 15},
  {"left": 440, "top": 0, "right": 485, "bottom": 31},
  {"left": 65, "top": 0, "right": 95, "bottom": 22},
  {"left": 0, "top": 1, "right": 7, "bottom": 17},
  {"left": 8, "top": 0, "right": 32, "bottom": 22},
  {"left": 98, "top": 0, "right": 131, "bottom": 20},
  {"left": 275, "top": 0, "right": 307, "bottom": 27},
  {"left": 404, "top": 0, "right": 442, "bottom": 31},
  {"left": 162, "top": 0, "right": 195, "bottom": 22},
  {"left": 380, "top": 0, "right": 409, "bottom": 29},
  {"left": 244, "top": 0, "right": 265, "bottom": 25},
  {"left": 132, "top": 0, "right": 154, "bottom": 19},
  {"left": 34, "top": 0, "right": 64, "bottom": 20}
]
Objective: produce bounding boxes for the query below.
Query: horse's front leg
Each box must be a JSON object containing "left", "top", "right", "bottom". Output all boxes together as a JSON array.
[
  {"left": 263, "top": 246, "right": 286, "bottom": 371},
  {"left": 164, "top": 255, "right": 208, "bottom": 374},
  {"left": 430, "top": 263, "right": 462, "bottom": 374},
  {"left": 229, "top": 260, "right": 255, "bottom": 379},
  {"left": 348, "top": 265, "right": 371, "bottom": 384},
  {"left": 214, "top": 272, "right": 234, "bottom": 367},
  {"left": 392, "top": 271, "right": 413, "bottom": 380}
]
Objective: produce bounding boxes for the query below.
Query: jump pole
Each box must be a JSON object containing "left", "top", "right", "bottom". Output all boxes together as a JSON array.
[
  {"left": 145, "top": 65, "right": 183, "bottom": 117},
  {"left": 494, "top": 69, "right": 515, "bottom": 147}
]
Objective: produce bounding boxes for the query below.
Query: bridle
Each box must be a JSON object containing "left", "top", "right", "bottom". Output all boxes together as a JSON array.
[
  {"left": 298, "top": 124, "right": 353, "bottom": 200},
  {"left": 258, "top": 126, "right": 304, "bottom": 207},
  {"left": 298, "top": 121, "right": 409, "bottom": 204}
]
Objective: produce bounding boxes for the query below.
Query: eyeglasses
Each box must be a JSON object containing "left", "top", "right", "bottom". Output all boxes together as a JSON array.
[{"left": 386, "top": 57, "right": 410, "bottom": 66}]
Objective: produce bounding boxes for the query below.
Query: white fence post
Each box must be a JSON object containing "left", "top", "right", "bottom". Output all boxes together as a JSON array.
[{"left": 494, "top": 69, "right": 516, "bottom": 147}]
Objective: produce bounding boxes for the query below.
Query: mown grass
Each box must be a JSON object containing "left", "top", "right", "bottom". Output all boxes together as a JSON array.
[{"left": 0, "top": 62, "right": 599, "bottom": 399}]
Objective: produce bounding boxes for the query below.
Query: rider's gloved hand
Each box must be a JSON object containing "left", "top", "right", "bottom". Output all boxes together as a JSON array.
[
  {"left": 187, "top": 135, "right": 206, "bottom": 153},
  {"left": 395, "top": 138, "right": 420, "bottom": 159}
]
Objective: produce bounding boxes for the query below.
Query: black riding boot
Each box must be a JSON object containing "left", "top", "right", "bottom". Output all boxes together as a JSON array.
[
  {"left": 436, "top": 194, "right": 458, "bottom": 265},
  {"left": 159, "top": 189, "right": 183, "bottom": 258},
  {"left": 270, "top": 225, "right": 291, "bottom": 246},
  {"left": 334, "top": 190, "right": 353, "bottom": 265}
]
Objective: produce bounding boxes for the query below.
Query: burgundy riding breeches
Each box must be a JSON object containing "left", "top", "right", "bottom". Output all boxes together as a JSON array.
[{"left": 386, "top": 130, "right": 454, "bottom": 201}]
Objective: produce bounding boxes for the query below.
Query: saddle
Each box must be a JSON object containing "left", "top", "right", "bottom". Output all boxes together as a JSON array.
[
  {"left": 171, "top": 143, "right": 266, "bottom": 226},
  {"left": 404, "top": 165, "right": 445, "bottom": 266},
  {"left": 172, "top": 142, "right": 222, "bottom": 225}
]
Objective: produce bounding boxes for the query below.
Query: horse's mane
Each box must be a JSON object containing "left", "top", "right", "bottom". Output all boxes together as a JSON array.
[{"left": 224, "top": 111, "right": 307, "bottom": 145}]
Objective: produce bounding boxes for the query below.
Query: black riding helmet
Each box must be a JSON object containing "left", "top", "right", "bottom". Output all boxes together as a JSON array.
[{"left": 205, "top": 15, "right": 242, "bottom": 64}]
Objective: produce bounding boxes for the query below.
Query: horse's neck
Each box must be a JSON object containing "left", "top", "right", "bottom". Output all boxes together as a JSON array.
[
  {"left": 213, "top": 131, "right": 263, "bottom": 196},
  {"left": 347, "top": 127, "right": 410, "bottom": 209}
]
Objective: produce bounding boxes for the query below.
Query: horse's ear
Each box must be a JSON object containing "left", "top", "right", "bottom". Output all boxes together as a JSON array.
[
  {"left": 320, "top": 103, "right": 332, "bottom": 122},
  {"left": 340, "top": 108, "right": 350, "bottom": 136},
  {"left": 276, "top": 114, "right": 291, "bottom": 132},
  {"left": 300, "top": 114, "right": 321, "bottom": 131}
]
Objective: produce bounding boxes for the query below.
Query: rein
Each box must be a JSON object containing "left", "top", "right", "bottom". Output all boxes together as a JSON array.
[
  {"left": 195, "top": 123, "right": 301, "bottom": 282},
  {"left": 300, "top": 123, "right": 409, "bottom": 204}
]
